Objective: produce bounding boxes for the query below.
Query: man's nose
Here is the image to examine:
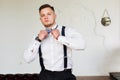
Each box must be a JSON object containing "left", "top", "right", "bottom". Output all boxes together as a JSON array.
[{"left": 44, "top": 15, "right": 48, "bottom": 19}]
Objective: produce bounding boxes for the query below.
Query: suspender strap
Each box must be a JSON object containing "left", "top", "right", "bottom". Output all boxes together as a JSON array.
[
  {"left": 39, "top": 26, "right": 67, "bottom": 71},
  {"left": 39, "top": 45, "right": 45, "bottom": 70},
  {"left": 61, "top": 26, "right": 67, "bottom": 69}
]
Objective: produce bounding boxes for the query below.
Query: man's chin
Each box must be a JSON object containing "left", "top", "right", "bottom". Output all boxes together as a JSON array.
[{"left": 44, "top": 24, "right": 52, "bottom": 28}]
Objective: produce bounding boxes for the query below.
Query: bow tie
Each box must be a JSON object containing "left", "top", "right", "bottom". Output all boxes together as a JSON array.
[
  {"left": 45, "top": 25, "right": 58, "bottom": 34},
  {"left": 46, "top": 28, "right": 52, "bottom": 34}
]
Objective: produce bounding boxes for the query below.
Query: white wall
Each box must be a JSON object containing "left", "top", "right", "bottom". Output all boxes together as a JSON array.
[{"left": 0, "top": 0, "right": 120, "bottom": 76}]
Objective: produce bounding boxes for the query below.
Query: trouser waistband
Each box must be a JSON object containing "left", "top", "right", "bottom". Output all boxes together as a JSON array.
[{"left": 41, "top": 69, "right": 72, "bottom": 74}]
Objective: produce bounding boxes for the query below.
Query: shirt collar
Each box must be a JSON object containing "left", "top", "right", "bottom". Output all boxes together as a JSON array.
[{"left": 51, "top": 24, "right": 58, "bottom": 29}]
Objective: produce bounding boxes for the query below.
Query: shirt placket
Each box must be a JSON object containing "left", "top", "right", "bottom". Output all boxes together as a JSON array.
[{"left": 50, "top": 34, "right": 54, "bottom": 71}]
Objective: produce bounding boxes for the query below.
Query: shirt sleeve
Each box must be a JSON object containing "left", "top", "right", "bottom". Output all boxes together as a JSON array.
[
  {"left": 24, "top": 35, "right": 41, "bottom": 63},
  {"left": 58, "top": 27, "right": 86, "bottom": 50}
]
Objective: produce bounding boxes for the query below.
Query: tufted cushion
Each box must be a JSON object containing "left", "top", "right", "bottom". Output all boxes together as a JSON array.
[{"left": 0, "top": 73, "right": 39, "bottom": 80}]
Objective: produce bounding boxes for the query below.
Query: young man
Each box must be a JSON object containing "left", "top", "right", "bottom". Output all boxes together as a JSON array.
[{"left": 24, "top": 4, "right": 85, "bottom": 80}]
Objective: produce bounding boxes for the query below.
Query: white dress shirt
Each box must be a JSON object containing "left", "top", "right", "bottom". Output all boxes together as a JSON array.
[{"left": 24, "top": 24, "right": 85, "bottom": 71}]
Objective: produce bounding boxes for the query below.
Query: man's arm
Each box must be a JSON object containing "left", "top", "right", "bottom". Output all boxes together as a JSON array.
[
  {"left": 58, "top": 27, "right": 86, "bottom": 50},
  {"left": 24, "top": 36, "right": 41, "bottom": 63},
  {"left": 24, "top": 29, "right": 48, "bottom": 63}
]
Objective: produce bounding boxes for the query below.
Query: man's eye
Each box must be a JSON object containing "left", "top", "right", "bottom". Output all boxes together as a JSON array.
[
  {"left": 48, "top": 13, "right": 51, "bottom": 15},
  {"left": 40, "top": 14, "right": 45, "bottom": 17}
]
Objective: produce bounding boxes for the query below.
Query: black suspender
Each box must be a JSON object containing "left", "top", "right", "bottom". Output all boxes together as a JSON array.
[
  {"left": 39, "top": 26, "right": 67, "bottom": 70},
  {"left": 61, "top": 26, "right": 67, "bottom": 69},
  {"left": 39, "top": 45, "right": 45, "bottom": 70}
]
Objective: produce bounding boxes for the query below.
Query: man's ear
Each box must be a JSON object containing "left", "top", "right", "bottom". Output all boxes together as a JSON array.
[{"left": 55, "top": 13, "right": 57, "bottom": 19}]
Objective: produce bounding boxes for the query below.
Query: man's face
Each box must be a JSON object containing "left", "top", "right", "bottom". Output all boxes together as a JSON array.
[{"left": 40, "top": 7, "right": 56, "bottom": 28}]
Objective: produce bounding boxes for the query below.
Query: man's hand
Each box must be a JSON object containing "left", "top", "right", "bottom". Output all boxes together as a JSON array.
[
  {"left": 51, "top": 29, "right": 60, "bottom": 40},
  {"left": 38, "top": 30, "right": 48, "bottom": 40}
]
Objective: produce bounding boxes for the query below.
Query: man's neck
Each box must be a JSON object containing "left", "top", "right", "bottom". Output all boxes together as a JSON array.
[{"left": 45, "top": 23, "right": 57, "bottom": 29}]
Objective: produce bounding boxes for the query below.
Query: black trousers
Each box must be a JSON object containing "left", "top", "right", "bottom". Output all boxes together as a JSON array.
[{"left": 39, "top": 69, "right": 76, "bottom": 80}]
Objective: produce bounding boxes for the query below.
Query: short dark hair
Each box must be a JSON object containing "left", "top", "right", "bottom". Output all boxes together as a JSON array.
[{"left": 39, "top": 4, "right": 55, "bottom": 12}]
